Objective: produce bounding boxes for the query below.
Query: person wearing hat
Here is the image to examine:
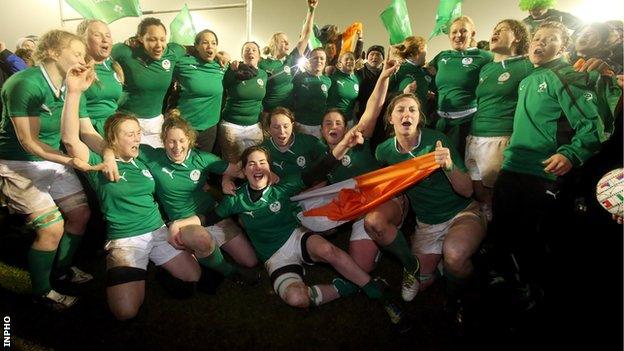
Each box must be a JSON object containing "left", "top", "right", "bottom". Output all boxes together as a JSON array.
[
  {"left": 356, "top": 45, "right": 385, "bottom": 147},
  {"left": 519, "top": 0, "right": 583, "bottom": 35},
  {"left": 15, "top": 36, "right": 37, "bottom": 51}
]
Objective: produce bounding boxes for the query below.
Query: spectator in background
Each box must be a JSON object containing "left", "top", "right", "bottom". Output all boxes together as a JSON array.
[
  {"left": 519, "top": 0, "right": 583, "bottom": 35},
  {"left": 16, "top": 35, "right": 38, "bottom": 51},
  {"left": 15, "top": 48, "right": 34, "bottom": 67}
]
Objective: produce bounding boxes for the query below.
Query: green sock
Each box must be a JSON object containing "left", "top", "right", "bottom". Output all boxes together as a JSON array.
[
  {"left": 382, "top": 230, "right": 419, "bottom": 272},
  {"left": 28, "top": 248, "right": 57, "bottom": 296},
  {"left": 332, "top": 277, "right": 359, "bottom": 297},
  {"left": 361, "top": 279, "right": 383, "bottom": 300},
  {"left": 197, "top": 247, "right": 235, "bottom": 277},
  {"left": 54, "top": 232, "right": 83, "bottom": 273},
  {"left": 444, "top": 270, "right": 469, "bottom": 300}
]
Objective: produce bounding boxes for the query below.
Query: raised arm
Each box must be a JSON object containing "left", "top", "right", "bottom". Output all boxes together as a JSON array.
[
  {"left": 295, "top": 0, "right": 318, "bottom": 56},
  {"left": 356, "top": 53, "right": 399, "bottom": 137}
]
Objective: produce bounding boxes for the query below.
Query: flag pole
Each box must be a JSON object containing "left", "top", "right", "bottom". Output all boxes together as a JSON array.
[
  {"left": 246, "top": 0, "right": 253, "bottom": 41},
  {"left": 58, "top": 0, "right": 65, "bottom": 27}
]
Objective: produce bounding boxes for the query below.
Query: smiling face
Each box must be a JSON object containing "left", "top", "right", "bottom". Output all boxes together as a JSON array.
[
  {"left": 367, "top": 50, "right": 383, "bottom": 68},
  {"left": 529, "top": 27, "right": 565, "bottom": 66},
  {"left": 269, "top": 113, "right": 294, "bottom": 147},
  {"left": 321, "top": 111, "right": 346, "bottom": 146},
  {"left": 309, "top": 49, "right": 326, "bottom": 75},
  {"left": 196, "top": 31, "right": 218, "bottom": 62},
  {"left": 389, "top": 96, "right": 420, "bottom": 137},
  {"left": 490, "top": 21, "right": 517, "bottom": 55},
  {"left": 55, "top": 39, "right": 87, "bottom": 76},
  {"left": 164, "top": 127, "right": 190, "bottom": 163},
  {"left": 339, "top": 52, "right": 356, "bottom": 73},
  {"left": 449, "top": 20, "right": 475, "bottom": 51},
  {"left": 86, "top": 21, "right": 112, "bottom": 62},
  {"left": 243, "top": 150, "right": 271, "bottom": 190},
  {"left": 114, "top": 119, "right": 142, "bottom": 160},
  {"left": 140, "top": 25, "right": 167, "bottom": 60},
  {"left": 275, "top": 33, "right": 290, "bottom": 57}
]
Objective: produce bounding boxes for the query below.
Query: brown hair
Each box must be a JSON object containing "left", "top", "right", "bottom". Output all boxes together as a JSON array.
[
  {"left": 263, "top": 32, "right": 287, "bottom": 57},
  {"left": 496, "top": 19, "right": 530, "bottom": 55},
  {"left": 394, "top": 36, "right": 426, "bottom": 60},
  {"left": 450, "top": 16, "right": 478, "bottom": 48},
  {"left": 240, "top": 145, "right": 272, "bottom": 168},
  {"left": 161, "top": 109, "right": 197, "bottom": 148},
  {"left": 384, "top": 93, "right": 425, "bottom": 131},
  {"left": 195, "top": 29, "right": 219, "bottom": 46},
  {"left": 34, "top": 30, "right": 84, "bottom": 63},
  {"left": 264, "top": 107, "right": 295, "bottom": 129},
  {"left": 535, "top": 21, "right": 571, "bottom": 48},
  {"left": 242, "top": 41, "right": 261, "bottom": 56},
  {"left": 322, "top": 108, "right": 347, "bottom": 126},
  {"left": 15, "top": 48, "right": 34, "bottom": 67},
  {"left": 104, "top": 112, "right": 140, "bottom": 150},
  {"left": 137, "top": 17, "right": 166, "bottom": 37}
]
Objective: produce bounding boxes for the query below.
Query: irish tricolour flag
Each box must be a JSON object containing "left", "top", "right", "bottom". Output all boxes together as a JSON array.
[{"left": 291, "top": 152, "right": 439, "bottom": 232}]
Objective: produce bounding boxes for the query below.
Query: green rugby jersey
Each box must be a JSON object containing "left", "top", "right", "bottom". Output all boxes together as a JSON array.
[
  {"left": 139, "top": 145, "right": 228, "bottom": 221},
  {"left": 0, "top": 66, "right": 89, "bottom": 161},
  {"left": 221, "top": 67, "right": 268, "bottom": 126},
  {"left": 389, "top": 61, "right": 432, "bottom": 114},
  {"left": 328, "top": 139, "right": 381, "bottom": 184},
  {"left": 429, "top": 48, "right": 493, "bottom": 112},
  {"left": 327, "top": 69, "right": 361, "bottom": 121},
  {"left": 86, "top": 151, "right": 164, "bottom": 239},
  {"left": 502, "top": 58, "right": 604, "bottom": 180},
  {"left": 259, "top": 49, "right": 302, "bottom": 111},
  {"left": 215, "top": 177, "right": 305, "bottom": 262},
  {"left": 261, "top": 133, "right": 325, "bottom": 179},
  {"left": 471, "top": 56, "right": 533, "bottom": 137},
  {"left": 375, "top": 129, "right": 471, "bottom": 224},
  {"left": 112, "top": 42, "right": 185, "bottom": 118},
  {"left": 174, "top": 55, "right": 225, "bottom": 131},
  {"left": 291, "top": 72, "right": 332, "bottom": 126},
  {"left": 84, "top": 58, "right": 123, "bottom": 135}
]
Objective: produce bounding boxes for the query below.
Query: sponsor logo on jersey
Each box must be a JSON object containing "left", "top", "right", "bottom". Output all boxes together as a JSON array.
[
  {"left": 41, "top": 104, "right": 52, "bottom": 115},
  {"left": 189, "top": 64, "right": 198, "bottom": 70},
  {"left": 584, "top": 92, "right": 594, "bottom": 101},
  {"left": 118, "top": 172, "right": 127, "bottom": 182},
  {"left": 190, "top": 169, "right": 201, "bottom": 182},
  {"left": 321, "top": 84, "right": 328, "bottom": 93},
  {"left": 337, "top": 80, "right": 345, "bottom": 87},
  {"left": 440, "top": 58, "right": 450, "bottom": 64},
  {"left": 242, "top": 211, "right": 255, "bottom": 218},
  {"left": 538, "top": 81, "right": 547, "bottom": 93},
  {"left": 296, "top": 156, "right": 306, "bottom": 167},
  {"left": 341, "top": 155, "right": 352, "bottom": 167},
  {"left": 161, "top": 167, "right": 175, "bottom": 179},
  {"left": 257, "top": 79, "right": 264, "bottom": 86},
  {"left": 269, "top": 201, "right": 281, "bottom": 213},
  {"left": 498, "top": 72, "right": 511, "bottom": 83},
  {"left": 272, "top": 161, "right": 284, "bottom": 170},
  {"left": 142, "top": 169, "right": 154, "bottom": 179},
  {"left": 462, "top": 57, "right": 473, "bottom": 65},
  {"left": 162, "top": 59, "right": 171, "bottom": 70}
]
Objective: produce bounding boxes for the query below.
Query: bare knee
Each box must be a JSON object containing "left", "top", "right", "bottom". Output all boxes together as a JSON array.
[
  {"left": 313, "top": 242, "right": 342, "bottom": 263},
  {"left": 110, "top": 302, "right": 140, "bottom": 321},
  {"left": 283, "top": 283, "right": 310, "bottom": 308},
  {"left": 191, "top": 232, "right": 216, "bottom": 258},
  {"left": 443, "top": 244, "right": 470, "bottom": 272},
  {"left": 363, "top": 213, "right": 386, "bottom": 239}
]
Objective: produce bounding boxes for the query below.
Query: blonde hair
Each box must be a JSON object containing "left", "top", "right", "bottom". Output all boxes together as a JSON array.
[
  {"left": 394, "top": 36, "right": 427, "bottom": 60},
  {"left": 263, "top": 32, "right": 287, "bottom": 57},
  {"left": 450, "top": 16, "right": 478, "bottom": 48},
  {"left": 161, "top": 109, "right": 197, "bottom": 148},
  {"left": 34, "top": 29, "right": 84, "bottom": 63},
  {"left": 76, "top": 19, "right": 125, "bottom": 84},
  {"left": 104, "top": 112, "right": 140, "bottom": 151}
]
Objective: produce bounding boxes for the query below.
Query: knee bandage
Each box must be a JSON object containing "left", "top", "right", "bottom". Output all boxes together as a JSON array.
[
  {"left": 56, "top": 192, "right": 88, "bottom": 213},
  {"left": 27, "top": 208, "right": 63, "bottom": 229}
]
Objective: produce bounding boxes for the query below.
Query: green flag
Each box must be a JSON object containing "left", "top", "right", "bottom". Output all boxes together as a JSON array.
[
  {"left": 65, "top": 0, "right": 141, "bottom": 24},
  {"left": 429, "top": 0, "right": 463, "bottom": 40},
  {"left": 170, "top": 4, "right": 197, "bottom": 46},
  {"left": 379, "top": 0, "right": 413, "bottom": 45},
  {"left": 308, "top": 24, "right": 323, "bottom": 49}
]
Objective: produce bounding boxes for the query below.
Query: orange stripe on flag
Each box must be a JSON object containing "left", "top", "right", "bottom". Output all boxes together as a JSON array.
[{"left": 304, "top": 152, "right": 439, "bottom": 221}]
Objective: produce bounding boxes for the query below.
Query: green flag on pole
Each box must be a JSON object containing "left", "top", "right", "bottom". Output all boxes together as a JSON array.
[
  {"left": 379, "top": 0, "right": 413, "bottom": 45},
  {"left": 170, "top": 4, "right": 197, "bottom": 46},
  {"left": 429, "top": 0, "right": 463, "bottom": 40},
  {"left": 65, "top": 0, "right": 141, "bottom": 24},
  {"left": 309, "top": 24, "right": 323, "bottom": 49}
]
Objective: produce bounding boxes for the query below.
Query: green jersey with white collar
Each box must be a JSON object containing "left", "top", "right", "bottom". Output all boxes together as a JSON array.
[
  {"left": 291, "top": 72, "right": 332, "bottom": 125},
  {"left": 327, "top": 69, "right": 361, "bottom": 121},
  {"left": 261, "top": 133, "right": 326, "bottom": 179},
  {"left": 222, "top": 67, "right": 268, "bottom": 126}
]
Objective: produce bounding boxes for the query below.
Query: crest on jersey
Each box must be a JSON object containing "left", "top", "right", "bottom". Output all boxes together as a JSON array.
[
  {"left": 162, "top": 59, "right": 171, "bottom": 70},
  {"left": 354, "top": 84, "right": 359, "bottom": 92},
  {"left": 341, "top": 155, "right": 352, "bottom": 167},
  {"left": 190, "top": 169, "right": 201, "bottom": 182},
  {"left": 296, "top": 156, "right": 306, "bottom": 167},
  {"left": 538, "top": 82, "right": 547, "bottom": 93},
  {"left": 321, "top": 84, "right": 328, "bottom": 92},
  {"left": 462, "top": 57, "right": 473, "bottom": 65},
  {"left": 584, "top": 92, "right": 594, "bottom": 101},
  {"left": 257, "top": 79, "right": 264, "bottom": 86},
  {"left": 269, "top": 201, "right": 281, "bottom": 213},
  {"left": 498, "top": 72, "right": 511, "bottom": 82},
  {"left": 284, "top": 65, "right": 291, "bottom": 74},
  {"left": 142, "top": 169, "right": 154, "bottom": 179}
]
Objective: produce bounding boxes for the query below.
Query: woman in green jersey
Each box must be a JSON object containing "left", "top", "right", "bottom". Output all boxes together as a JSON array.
[
  {"left": 259, "top": 0, "right": 318, "bottom": 112},
  {"left": 62, "top": 67, "right": 202, "bottom": 320},
  {"left": 218, "top": 41, "right": 267, "bottom": 163},
  {"left": 76, "top": 19, "right": 123, "bottom": 136},
  {"left": 112, "top": 17, "right": 186, "bottom": 148},
  {"left": 374, "top": 92, "right": 486, "bottom": 322},
  {"left": 326, "top": 51, "right": 361, "bottom": 126},
  {"left": 427, "top": 16, "right": 493, "bottom": 158},
  {"left": 390, "top": 36, "right": 432, "bottom": 120},
  {"left": 173, "top": 29, "right": 225, "bottom": 152},
  {"left": 465, "top": 19, "right": 532, "bottom": 221},
  {"left": 0, "top": 30, "right": 114, "bottom": 310}
]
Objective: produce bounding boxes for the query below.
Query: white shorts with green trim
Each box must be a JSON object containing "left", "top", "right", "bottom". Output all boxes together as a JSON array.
[{"left": 104, "top": 225, "right": 183, "bottom": 270}]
